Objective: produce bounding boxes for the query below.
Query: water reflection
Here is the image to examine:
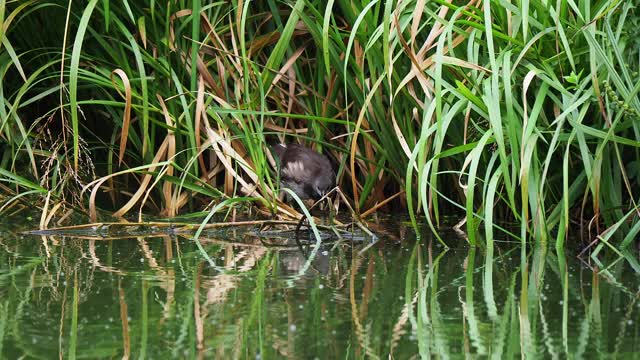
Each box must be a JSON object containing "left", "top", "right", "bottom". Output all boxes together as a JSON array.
[{"left": 0, "top": 221, "right": 638, "bottom": 358}]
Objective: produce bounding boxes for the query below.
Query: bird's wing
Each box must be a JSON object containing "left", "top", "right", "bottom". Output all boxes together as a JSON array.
[{"left": 281, "top": 160, "right": 314, "bottom": 183}]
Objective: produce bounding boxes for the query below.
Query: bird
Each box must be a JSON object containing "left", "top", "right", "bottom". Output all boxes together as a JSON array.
[{"left": 271, "top": 143, "right": 335, "bottom": 201}]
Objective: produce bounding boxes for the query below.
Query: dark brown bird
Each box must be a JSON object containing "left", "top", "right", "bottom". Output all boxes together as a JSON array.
[{"left": 271, "top": 143, "right": 335, "bottom": 200}]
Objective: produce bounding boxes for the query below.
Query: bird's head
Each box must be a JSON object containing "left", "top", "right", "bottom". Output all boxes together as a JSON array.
[{"left": 309, "top": 172, "right": 335, "bottom": 200}]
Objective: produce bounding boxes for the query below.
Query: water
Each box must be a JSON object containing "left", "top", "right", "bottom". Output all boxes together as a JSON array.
[{"left": 1, "top": 217, "right": 639, "bottom": 359}]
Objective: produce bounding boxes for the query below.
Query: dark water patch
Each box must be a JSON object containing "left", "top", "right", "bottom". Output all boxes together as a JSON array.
[{"left": 0, "top": 216, "right": 639, "bottom": 358}]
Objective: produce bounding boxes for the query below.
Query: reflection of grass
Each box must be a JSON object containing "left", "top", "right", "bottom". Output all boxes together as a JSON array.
[
  {"left": 409, "top": 240, "right": 640, "bottom": 358},
  {"left": 0, "top": 229, "right": 639, "bottom": 357},
  {"left": 0, "top": 257, "right": 42, "bottom": 284},
  {"left": 0, "top": 301, "right": 7, "bottom": 356}
]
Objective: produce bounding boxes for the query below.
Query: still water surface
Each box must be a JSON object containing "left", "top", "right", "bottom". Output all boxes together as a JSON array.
[{"left": 0, "top": 217, "right": 638, "bottom": 358}]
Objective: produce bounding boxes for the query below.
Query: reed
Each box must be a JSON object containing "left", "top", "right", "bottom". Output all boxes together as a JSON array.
[{"left": 1, "top": 0, "right": 639, "bottom": 253}]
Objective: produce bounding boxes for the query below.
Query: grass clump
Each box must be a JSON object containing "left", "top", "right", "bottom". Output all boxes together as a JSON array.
[{"left": 0, "top": 0, "right": 639, "bottom": 256}]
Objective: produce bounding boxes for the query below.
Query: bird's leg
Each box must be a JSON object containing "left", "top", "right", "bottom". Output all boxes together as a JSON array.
[
  {"left": 329, "top": 187, "right": 376, "bottom": 240},
  {"left": 311, "top": 187, "right": 376, "bottom": 241}
]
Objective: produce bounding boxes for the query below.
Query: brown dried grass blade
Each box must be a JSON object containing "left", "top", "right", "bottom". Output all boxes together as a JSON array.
[
  {"left": 350, "top": 75, "right": 386, "bottom": 214},
  {"left": 82, "top": 138, "right": 169, "bottom": 221},
  {"left": 39, "top": 191, "right": 51, "bottom": 230},
  {"left": 361, "top": 190, "right": 405, "bottom": 218},
  {"left": 168, "top": 9, "right": 192, "bottom": 51},
  {"left": 110, "top": 69, "right": 132, "bottom": 167},
  {"left": 390, "top": 104, "right": 414, "bottom": 161},
  {"left": 195, "top": 52, "right": 224, "bottom": 97},
  {"left": 205, "top": 127, "right": 267, "bottom": 198},
  {"left": 156, "top": 94, "right": 177, "bottom": 217},
  {"left": 266, "top": 46, "right": 306, "bottom": 96},
  {"left": 44, "top": 202, "right": 63, "bottom": 229}
]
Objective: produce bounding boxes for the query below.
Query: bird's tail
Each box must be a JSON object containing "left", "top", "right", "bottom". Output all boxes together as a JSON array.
[{"left": 270, "top": 143, "right": 287, "bottom": 160}]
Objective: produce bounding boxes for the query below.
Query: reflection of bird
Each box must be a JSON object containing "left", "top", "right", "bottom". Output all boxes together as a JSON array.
[{"left": 271, "top": 143, "right": 335, "bottom": 200}]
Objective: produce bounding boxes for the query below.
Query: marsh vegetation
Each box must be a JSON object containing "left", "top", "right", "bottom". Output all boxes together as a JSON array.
[
  {"left": 1, "top": 0, "right": 640, "bottom": 357},
  {"left": 0, "top": 0, "right": 638, "bottom": 249}
]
